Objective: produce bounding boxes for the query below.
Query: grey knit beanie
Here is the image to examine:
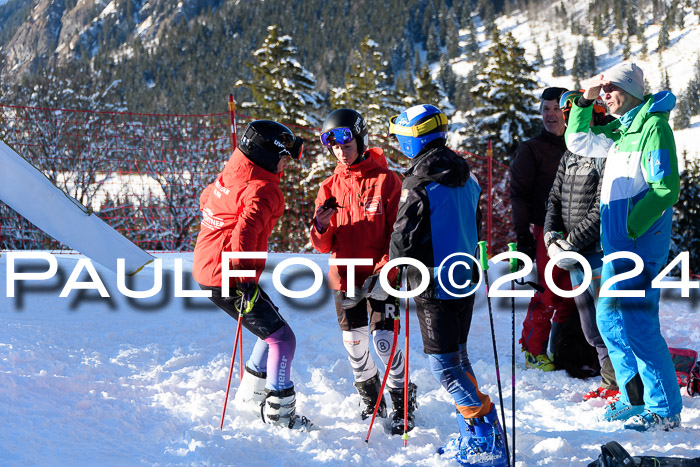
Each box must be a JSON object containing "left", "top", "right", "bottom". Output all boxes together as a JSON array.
[{"left": 605, "top": 63, "right": 645, "bottom": 100}]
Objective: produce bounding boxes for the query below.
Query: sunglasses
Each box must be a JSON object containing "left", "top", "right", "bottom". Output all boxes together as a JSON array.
[
  {"left": 320, "top": 127, "right": 354, "bottom": 147},
  {"left": 601, "top": 83, "right": 620, "bottom": 94}
]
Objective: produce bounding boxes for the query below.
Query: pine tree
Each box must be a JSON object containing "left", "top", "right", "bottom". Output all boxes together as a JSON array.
[
  {"left": 622, "top": 35, "right": 632, "bottom": 59},
  {"left": 464, "top": 16, "right": 480, "bottom": 59},
  {"left": 572, "top": 37, "right": 597, "bottom": 82},
  {"left": 330, "top": 36, "right": 405, "bottom": 134},
  {"left": 242, "top": 25, "right": 323, "bottom": 126},
  {"left": 658, "top": 18, "right": 670, "bottom": 51},
  {"left": 438, "top": 58, "right": 458, "bottom": 103},
  {"left": 534, "top": 44, "right": 544, "bottom": 69},
  {"left": 673, "top": 89, "right": 692, "bottom": 130},
  {"left": 461, "top": 27, "right": 540, "bottom": 160},
  {"left": 688, "top": 58, "right": 700, "bottom": 116},
  {"left": 640, "top": 28, "right": 649, "bottom": 57},
  {"left": 593, "top": 15, "right": 604, "bottom": 38},
  {"left": 414, "top": 64, "right": 447, "bottom": 108},
  {"left": 426, "top": 26, "right": 441, "bottom": 63},
  {"left": 662, "top": 69, "right": 672, "bottom": 91},
  {"left": 446, "top": 13, "right": 461, "bottom": 59},
  {"left": 552, "top": 40, "right": 567, "bottom": 77},
  {"left": 670, "top": 158, "right": 700, "bottom": 273}
]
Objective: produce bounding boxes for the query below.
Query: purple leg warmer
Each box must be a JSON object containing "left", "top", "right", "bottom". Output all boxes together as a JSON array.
[{"left": 263, "top": 324, "right": 296, "bottom": 391}]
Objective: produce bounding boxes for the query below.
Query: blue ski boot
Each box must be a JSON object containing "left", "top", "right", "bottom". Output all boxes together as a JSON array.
[{"left": 439, "top": 404, "right": 508, "bottom": 467}]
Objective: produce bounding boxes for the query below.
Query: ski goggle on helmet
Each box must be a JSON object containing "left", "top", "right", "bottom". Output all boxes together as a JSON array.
[
  {"left": 388, "top": 104, "right": 448, "bottom": 158},
  {"left": 240, "top": 120, "right": 304, "bottom": 172},
  {"left": 320, "top": 127, "right": 354, "bottom": 147}
]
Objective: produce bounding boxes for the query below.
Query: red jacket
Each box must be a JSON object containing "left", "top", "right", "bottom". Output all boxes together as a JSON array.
[
  {"left": 310, "top": 148, "right": 402, "bottom": 291},
  {"left": 193, "top": 148, "right": 284, "bottom": 288}
]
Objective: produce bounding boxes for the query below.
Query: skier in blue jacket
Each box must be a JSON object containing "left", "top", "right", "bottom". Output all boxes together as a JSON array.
[{"left": 389, "top": 104, "right": 507, "bottom": 466}]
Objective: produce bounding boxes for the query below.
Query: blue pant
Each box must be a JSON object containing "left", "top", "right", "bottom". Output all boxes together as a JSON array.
[{"left": 596, "top": 258, "right": 682, "bottom": 417}]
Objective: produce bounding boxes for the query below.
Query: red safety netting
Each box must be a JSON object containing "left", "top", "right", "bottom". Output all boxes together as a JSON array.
[{"left": 0, "top": 101, "right": 513, "bottom": 255}]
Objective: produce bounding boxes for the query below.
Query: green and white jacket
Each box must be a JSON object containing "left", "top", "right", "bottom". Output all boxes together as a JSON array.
[{"left": 565, "top": 91, "right": 680, "bottom": 265}]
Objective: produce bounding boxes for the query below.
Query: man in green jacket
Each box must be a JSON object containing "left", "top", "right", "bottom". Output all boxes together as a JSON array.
[{"left": 565, "top": 62, "right": 682, "bottom": 432}]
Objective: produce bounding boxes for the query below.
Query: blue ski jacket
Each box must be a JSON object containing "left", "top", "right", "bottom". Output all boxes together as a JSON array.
[{"left": 390, "top": 145, "right": 482, "bottom": 299}]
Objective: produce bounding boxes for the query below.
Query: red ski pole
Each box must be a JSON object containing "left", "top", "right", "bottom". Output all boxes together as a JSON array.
[
  {"left": 220, "top": 316, "right": 243, "bottom": 430},
  {"left": 365, "top": 315, "right": 400, "bottom": 443},
  {"left": 239, "top": 331, "right": 244, "bottom": 381}
]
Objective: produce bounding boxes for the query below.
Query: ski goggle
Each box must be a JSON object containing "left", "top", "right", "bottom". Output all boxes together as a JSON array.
[
  {"left": 560, "top": 90, "right": 607, "bottom": 117},
  {"left": 320, "top": 127, "right": 354, "bottom": 147},
  {"left": 560, "top": 90, "right": 583, "bottom": 111},
  {"left": 388, "top": 112, "right": 448, "bottom": 137},
  {"left": 242, "top": 124, "right": 304, "bottom": 161}
]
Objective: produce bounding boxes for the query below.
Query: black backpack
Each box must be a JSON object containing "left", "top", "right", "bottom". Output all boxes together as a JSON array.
[{"left": 588, "top": 441, "right": 700, "bottom": 466}]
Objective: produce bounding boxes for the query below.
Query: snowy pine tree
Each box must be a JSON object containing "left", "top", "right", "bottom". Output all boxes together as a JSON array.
[
  {"left": 459, "top": 27, "right": 540, "bottom": 160},
  {"left": 414, "top": 64, "right": 448, "bottom": 109},
  {"left": 572, "top": 37, "right": 597, "bottom": 83},
  {"left": 242, "top": 25, "right": 323, "bottom": 126},
  {"left": 670, "top": 158, "right": 700, "bottom": 273},
  {"left": 658, "top": 19, "right": 670, "bottom": 51},
  {"left": 534, "top": 44, "right": 544, "bottom": 69},
  {"left": 552, "top": 40, "right": 567, "bottom": 77},
  {"left": 640, "top": 29, "right": 649, "bottom": 57},
  {"left": 688, "top": 58, "right": 700, "bottom": 116},
  {"left": 673, "top": 88, "right": 692, "bottom": 130},
  {"left": 331, "top": 36, "right": 406, "bottom": 136}
]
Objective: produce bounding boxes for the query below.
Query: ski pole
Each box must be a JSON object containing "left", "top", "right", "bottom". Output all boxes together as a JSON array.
[
  {"left": 365, "top": 315, "right": 399, "bottom": 442},
  {"left": 478, "top": 240, "right": 511, "bottom": 467},
  {"left": 402, "top": 274, "right": 410, "bottom": 447},
  {"left": 239, "top": 332, "right": 244, "bottom": 381},
  {"left": 366, "top": 267, "right": 403, "bottom": 443},
  {"left": 508, "top": 242, "right": 518, "bottom": 467},
  {"left": 220, "top": 316, "right": 243, "bottom": 430}
]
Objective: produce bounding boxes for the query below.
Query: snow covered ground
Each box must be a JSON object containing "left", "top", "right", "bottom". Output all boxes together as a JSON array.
[{"left": 0, "top": 252, "right": 698, "bottom": 466}]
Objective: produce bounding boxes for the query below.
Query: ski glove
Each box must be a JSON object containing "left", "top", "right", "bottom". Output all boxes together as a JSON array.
[
  {"left": 516, "top": 233, "right": 536, "bottom": 260},
  {"left": 313, "top": 196, "right": 341, "bottom": 232},
  {"left": 545, "top": 231, "right": 578, "bottom": 271},
  {"left": 235, "top": 282, "right": 259, "bottom": 314}
]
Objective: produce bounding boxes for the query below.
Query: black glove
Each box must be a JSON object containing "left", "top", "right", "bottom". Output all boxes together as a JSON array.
[
  {"left": 235, "top": 282, "right": 259, "bottom": 314},
  {"left": 516, "top": 233, "right": 537, "bottom": 260}
]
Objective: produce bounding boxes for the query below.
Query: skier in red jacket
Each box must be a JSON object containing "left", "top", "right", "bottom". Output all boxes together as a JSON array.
[
  {"left": 192, "top": 120, "right": 312, "bottom": 431},
  {"left": 310, "top": 109, "right": 417, "bottom": 434}
]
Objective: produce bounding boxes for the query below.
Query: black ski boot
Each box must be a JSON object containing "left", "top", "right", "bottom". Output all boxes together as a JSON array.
[
  {"left": 354, "top": 373, "right": 387, "bottom": 420},
  {"left": 388, "top": 382, "right": 417, "bottom": 435}
]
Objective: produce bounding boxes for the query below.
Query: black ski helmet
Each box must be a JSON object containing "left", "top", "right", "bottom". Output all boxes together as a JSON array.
[
  {"left": 239, "top": 120, "right": 303, "bottom": 173},
  {"left": 321, "top": 109, "right": 369, "bottom": 155}
]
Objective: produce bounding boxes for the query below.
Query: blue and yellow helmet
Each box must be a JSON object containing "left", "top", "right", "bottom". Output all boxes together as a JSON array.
[{"left": 388, "top": 104, "right": 448, "bottom": 158}]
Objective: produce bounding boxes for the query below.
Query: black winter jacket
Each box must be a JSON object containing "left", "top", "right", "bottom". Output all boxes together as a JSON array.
[
  {"left": 510, "top": 129, "right": 567, "bottom": 236},
  {"left": 543, "top": 150, "right": 605, "bottom": 256}
]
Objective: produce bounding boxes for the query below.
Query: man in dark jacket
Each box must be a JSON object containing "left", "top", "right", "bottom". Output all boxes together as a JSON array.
[
  {"left": 544, "top": 90, "right": 619, "bottom": 401},
  {"left": 389, "top": 104, "right": 507, "bottom": 467},
  {"left": 510, "top": 87, "right": 578, "bottom": 371}
]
